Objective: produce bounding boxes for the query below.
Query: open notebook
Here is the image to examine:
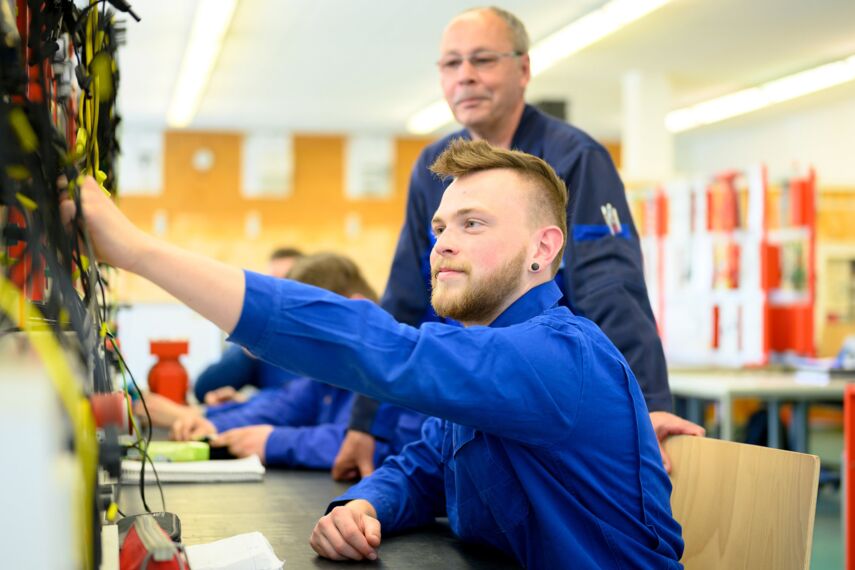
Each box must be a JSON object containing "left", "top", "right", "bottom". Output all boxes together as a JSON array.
[{"left": 121, "top": 455, "right": 265, "bottom": 484}]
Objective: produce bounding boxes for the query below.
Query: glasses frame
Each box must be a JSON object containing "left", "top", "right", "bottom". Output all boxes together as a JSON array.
[{"left": 436, "top": 50, "right": 524, "bottom": 74}]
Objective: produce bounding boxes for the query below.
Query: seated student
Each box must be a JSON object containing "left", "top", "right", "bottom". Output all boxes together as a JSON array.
[
  {"left": 170, "top": 253, "right": 426, "bottom": 469},
  {"left": 64, "top": 140, "right": 684, "bottom": 568},
  {"left": 194, "top": 246, "right": 304, "bottom": 406}
]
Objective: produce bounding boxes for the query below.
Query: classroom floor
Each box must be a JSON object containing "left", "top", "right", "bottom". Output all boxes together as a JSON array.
[{"left": 812, "top": 485, "right": 843, "bottom": 570}]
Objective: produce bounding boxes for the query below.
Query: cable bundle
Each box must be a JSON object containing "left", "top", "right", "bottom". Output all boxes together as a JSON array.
[{"left": 0, "top": 2, "right": 151, "bottom": 568}]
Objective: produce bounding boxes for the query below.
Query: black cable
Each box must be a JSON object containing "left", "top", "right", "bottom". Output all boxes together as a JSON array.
[{"left": 109, "top": 333, "right": 166, "bottom": 513}]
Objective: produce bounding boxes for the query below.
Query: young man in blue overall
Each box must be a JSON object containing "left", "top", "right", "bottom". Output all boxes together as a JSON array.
[{"left": 64, "top": 139, "right": 684, "bottom": 568}]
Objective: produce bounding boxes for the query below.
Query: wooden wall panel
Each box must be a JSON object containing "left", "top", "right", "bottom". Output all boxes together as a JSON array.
[{"left": 116, "top": 132, "right": 433, "bottom": 301}]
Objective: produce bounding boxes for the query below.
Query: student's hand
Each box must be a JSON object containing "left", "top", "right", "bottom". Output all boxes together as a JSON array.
[
  {"left": 210, "top": 425, "right": 273, "bottom": 462},
  {"left": 649, "top": 411, "right": 706, "bottom": 473},
  {"left": 310, "top": 500, "right": 381, "bottom": 561},
  {"left": 170, "top": 415, "right": 217, "bottom": 441},
  {"left": 59, "top": 175, "right": 149, "bottom": 271},
  {"left": 331, "top": 430, "right": 376, "bottom": 481},
  {"left": 134, "top": 391, "right": 201, "bottom": 428},
  {"left": 203, "top": 386, "right": 247, "bottom": 406}
]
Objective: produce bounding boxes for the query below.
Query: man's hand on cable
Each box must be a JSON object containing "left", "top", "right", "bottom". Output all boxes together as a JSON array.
[
  {"left": 209, "top": 425, "right": 273, "bottom": 463},
  {"left": 310, "top": 500, "right": 381, "bottom": 561},
  {"left": 331, "top": 430, "right": 376, "bottom": 481},
  {"left": 649, "top": 411, "right": 705, "bottom": 473},
  {"left": 171, "top": 415, "right": 217, "bottom": 442},
  {"left": 59, "top": 174, "right": 149, "bottom": 271}
]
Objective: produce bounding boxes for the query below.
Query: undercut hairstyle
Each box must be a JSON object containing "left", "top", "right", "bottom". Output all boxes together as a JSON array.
[
  {"left": 463, "top": 6, "right": 530, "bottom": 54},
  {"left": 430, "top": 139, "right": 568, "bottom": 275},
  {"left": 269, "top": 247, "right": 304, "bottom": 261},
  {"left": 287, "top": 253, "right": 378, "bottom": 302}
]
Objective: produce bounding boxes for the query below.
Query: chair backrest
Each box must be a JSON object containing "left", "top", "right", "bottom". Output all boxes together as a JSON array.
[{"left": 664, "top": 435, "right": 820, "bottom": 570}]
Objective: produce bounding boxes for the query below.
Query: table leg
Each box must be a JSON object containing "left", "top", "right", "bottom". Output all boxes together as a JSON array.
[
  {"left": 767, "top": 399, "right": 782, "bottom": 449},
  {"left": 791, "top": 401, "right": 809, "bottom": 453},
  {"left": 686, "top": 398, "right": 703, "bottom": 427},
  {"left": 720, "top": 395, "right": 733, "bottom": 441}
]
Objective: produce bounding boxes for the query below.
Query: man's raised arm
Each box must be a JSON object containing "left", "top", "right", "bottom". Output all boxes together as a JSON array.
[{"left": 61, "top": 176, "right": 245, "bottom": 333}]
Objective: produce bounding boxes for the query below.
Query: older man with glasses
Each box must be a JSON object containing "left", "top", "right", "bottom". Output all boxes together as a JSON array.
[{"left": 334, "top": 6, "right": 704, "bottom": 482}]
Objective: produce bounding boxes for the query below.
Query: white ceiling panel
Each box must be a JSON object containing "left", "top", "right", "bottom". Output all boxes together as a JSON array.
[
  {"left": 117, "top": 0, "right": 199, "bottom": 127},
  {"left": 114, "top": 0, "right": 855, "bottom": 138}
]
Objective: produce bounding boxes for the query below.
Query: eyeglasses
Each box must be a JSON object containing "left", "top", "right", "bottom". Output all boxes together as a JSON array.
[{"left": 436, "top": 50, "right": 523, "bottom": 74}]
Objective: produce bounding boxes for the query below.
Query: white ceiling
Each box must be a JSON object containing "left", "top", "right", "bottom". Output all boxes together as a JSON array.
[{"left": 117, "top": 0, "right": 855, "bottom": 139}]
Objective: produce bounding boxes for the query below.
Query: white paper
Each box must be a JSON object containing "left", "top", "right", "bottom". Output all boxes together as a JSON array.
[
  {"left": 345, "top": 135, "right": 393, "bottom": 198},
  {"left": 121, "top": 455, "right": 265, "bottom": 484},
  {"left": 241, "top": 133, "right": 293, "bottom": 198},
  {"left": 185, "top": 532, "right": 284, "bottom": 570},
  {"left": 118, "top": 129, "right": 164, "bottom": 195}
]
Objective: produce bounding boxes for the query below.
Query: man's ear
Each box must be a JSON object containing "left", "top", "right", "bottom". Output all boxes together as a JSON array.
[
  {"left": 530, "top": 225, "right": 564, "bottom": 272},
  {"left": 519, "top": 53, "right": 531, "bottom": 86}
]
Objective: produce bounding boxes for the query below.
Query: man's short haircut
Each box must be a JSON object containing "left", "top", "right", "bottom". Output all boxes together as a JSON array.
[
  {"left": 288, "top": 253, "right": 378, "bottom": 302},
  {"left": 269, "top": 247, "right": 304, "bottom": 261},
  {"left": 429, "top": 139, "right": 568, "bottom": 275},
  {"left": 463, "top": 6, "right": 530, "bottom": 54}
]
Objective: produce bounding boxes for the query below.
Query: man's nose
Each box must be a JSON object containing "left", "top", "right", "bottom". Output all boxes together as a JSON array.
[
  {"left": 433, "top": 230, "right": 458, "bottom": 256},
  {"left": 455, "top": 59, "right": 478, "bottom": 84}
]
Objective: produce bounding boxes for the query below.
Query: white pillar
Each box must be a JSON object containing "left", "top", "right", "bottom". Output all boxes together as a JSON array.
[{"left": 621, "top": 70, "right": 673, "bottom": 184}]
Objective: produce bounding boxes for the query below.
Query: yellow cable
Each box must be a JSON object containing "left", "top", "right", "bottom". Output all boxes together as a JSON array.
[{"left": 0, "top": 276, "right": 98, "bottom": 570}]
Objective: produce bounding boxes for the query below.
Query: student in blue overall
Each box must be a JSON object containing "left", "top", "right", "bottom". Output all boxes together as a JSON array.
[
  {"left": 170, "top": 253, "right": 426, "bottom": 469},
  {"left": 334, "top": 6, "right": 703, "bottom": 482},
  {"left": 65, "top": 140, "right": 684, "bottom": 568},
  {"left": 193, "top": 246, "right": 304, "bottom": 406}
]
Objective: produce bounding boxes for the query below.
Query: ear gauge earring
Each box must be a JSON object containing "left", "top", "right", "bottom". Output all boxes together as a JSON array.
[{"left": 530, "top": 262, "right": 540, "bottom": 272}]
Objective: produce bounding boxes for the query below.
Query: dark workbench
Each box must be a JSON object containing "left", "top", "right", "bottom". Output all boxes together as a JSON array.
[{"left": 121, "top": 469, "right": 521, "bottom": 569}]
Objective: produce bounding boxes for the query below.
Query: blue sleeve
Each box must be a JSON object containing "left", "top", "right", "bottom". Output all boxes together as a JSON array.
[
  {"left": 331, "top": 418, "right": 446, "bottom": 533},
  {"left": 207, "top": 378, "right": 321, "bottom": 433},
  {"left": 347, "top": 153, "right": 437, "bottom": 434},
  {"left": 264, "top": 423, "right": 348, "bottom": 469},
  {"left": 563, "top": 146, "right": 672, "bottom": 412},
  {"left": 193, "top": 344, "right": 259, "bottom": 402},
  {"left": 230, "top": 273, "right": 584, "bottom": 448}
]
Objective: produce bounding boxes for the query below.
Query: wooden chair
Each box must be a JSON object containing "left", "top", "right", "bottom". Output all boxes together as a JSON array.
[{"left": 664, "top": 435, "right": 820, "bottom": 569}]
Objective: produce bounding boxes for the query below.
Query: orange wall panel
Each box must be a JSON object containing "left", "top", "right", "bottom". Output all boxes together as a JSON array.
[{"left": 116, "top": 132, "right": 433, "bottom": 302}]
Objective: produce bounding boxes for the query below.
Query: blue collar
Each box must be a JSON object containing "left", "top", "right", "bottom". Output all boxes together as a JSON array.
[
  {"left": 457, "top": 104, "right": 541, "bottom": 150},
  {"left": 489, "top": 281, "right": 563, "bottom": 329}
]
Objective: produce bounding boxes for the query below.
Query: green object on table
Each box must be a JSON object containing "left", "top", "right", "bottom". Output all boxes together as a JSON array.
[{"left": 127, "top": 441, "right": 210, "bottom": 462}]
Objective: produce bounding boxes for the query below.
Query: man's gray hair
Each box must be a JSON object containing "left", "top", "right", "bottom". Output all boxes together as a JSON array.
[{"left": 486, "top": 6, "right": 530, "bottom": 54}]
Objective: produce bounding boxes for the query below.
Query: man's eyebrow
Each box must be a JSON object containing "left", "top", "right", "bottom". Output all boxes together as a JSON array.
[{"left": 432, "top": 208, "right": 485, "bottom": 226}]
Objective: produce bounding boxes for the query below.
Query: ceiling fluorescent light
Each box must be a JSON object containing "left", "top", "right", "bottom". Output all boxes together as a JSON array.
[
  {"left": 406, "top": 0, "right": 672, "bottom": 135},
  {"left": 667, "top": 53, "right": 855, "bottom": 133},
  {"left": 529, "top": 0, "right": 670, "bottom": 77},
  {"left": 167, "top": 0, "right": 239, "bottom": 128}
]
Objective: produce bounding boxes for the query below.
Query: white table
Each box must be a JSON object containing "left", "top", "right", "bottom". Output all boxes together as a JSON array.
[{"left": 669, "top": 372, "right": 848, "bottom": 451}]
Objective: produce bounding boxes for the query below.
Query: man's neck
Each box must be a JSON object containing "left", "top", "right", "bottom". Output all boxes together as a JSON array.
[{"left": 467, "top": 101, "right": 526, "bottom": 149}]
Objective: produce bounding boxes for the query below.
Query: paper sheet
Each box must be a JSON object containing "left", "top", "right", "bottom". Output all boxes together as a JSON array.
[
  {"left": 121, "top": 454, "right": 265, "bottom": 484},
  {"left": 185, "top": 532, "right": 284, "bottom": 570}
]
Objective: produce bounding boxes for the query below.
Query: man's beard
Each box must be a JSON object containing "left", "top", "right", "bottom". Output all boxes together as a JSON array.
[{"left": 431, "top": 249, "right": 526, "bottom": 324}]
